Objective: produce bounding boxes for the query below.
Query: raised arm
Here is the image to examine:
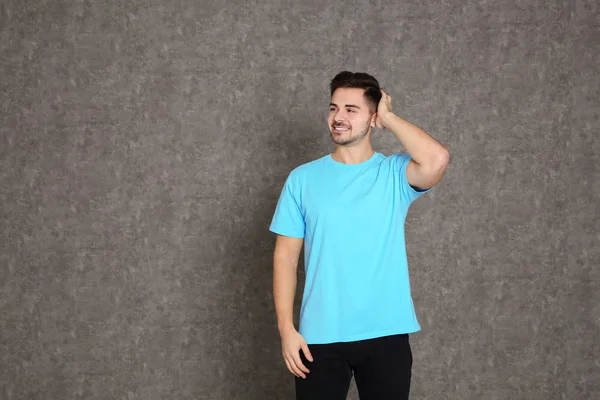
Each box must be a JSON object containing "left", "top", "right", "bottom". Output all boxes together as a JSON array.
[{"left": 376, "top": 89, "right": 450, "bottom": 190}]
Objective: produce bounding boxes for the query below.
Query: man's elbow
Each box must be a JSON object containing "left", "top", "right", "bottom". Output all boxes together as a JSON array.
[
  {"left": 423, "top": 149, "right": 450, "bottom": 188},
  {"left": 436, "top": 146, "right": 450, "bottom": 169}
]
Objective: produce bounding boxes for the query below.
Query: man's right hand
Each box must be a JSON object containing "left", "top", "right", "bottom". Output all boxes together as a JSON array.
[{"left": 280, "top": 327, "right": 313, "bottom": 379}]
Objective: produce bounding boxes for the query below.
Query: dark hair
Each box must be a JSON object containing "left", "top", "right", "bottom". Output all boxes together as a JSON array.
[{"left": 330, "top": 71, "right": 382, "bottom": 113}]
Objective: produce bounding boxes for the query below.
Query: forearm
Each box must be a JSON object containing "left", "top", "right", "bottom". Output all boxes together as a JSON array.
[
  {"left": 273, "top": 253, "right": 298, "bottom": 334},
  {"left": 380, "top": 112, "right": 448, "bottom": 168}
]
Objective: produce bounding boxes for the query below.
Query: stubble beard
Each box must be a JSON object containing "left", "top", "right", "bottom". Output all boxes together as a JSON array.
[{"left": 330, "top": 119, "right": 372, "bottom": 146}]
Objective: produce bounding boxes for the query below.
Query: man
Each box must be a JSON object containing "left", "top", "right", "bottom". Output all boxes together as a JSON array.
[{"left": 269, "top": 71, "right": 449, "bottom": 400}]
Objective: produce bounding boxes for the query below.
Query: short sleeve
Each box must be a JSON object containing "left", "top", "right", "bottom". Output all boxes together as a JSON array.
[
  {"left": 269, "top": 175, "right": 306, "bottom": 238},
  {"left": 397, "top": 153, "right": 432, "bottom": 203}
]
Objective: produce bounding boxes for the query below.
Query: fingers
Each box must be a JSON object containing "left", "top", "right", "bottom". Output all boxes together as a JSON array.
[
  {"left": 293, "top": 352, "right": 310, "bottom": 374},
  {"left": 284, "top": 356, "right": 301, "bottom": 378},
  {"left": 301, "top": 342, "right": 314, "bottom": 362},
  {"left": 284, "top": 345, "right": 312, "bottom": 379},
  {"left": 281, "top": 333, "right": 313, "bottom": 379},
  {"left": 284, "top": 358, "right": 302, "bottom": 378},
  {"left": 379, "top": 89, "right": 392, "bottom": 112},
  {"left": 285, "top": 353, "right": 308, "bottom": 378}
]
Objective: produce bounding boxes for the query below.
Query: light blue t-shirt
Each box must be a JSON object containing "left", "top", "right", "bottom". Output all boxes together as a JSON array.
[{"left": 269, "top": 152, "right": 431, "bottom": 344}]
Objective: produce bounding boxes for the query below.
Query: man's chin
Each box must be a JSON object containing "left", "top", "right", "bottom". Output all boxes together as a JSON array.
[{"left": 330, "top": 135, "right": 356, "bottom": 146}]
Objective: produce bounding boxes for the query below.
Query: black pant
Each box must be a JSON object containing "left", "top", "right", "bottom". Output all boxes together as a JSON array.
[{"left": 295, "top": 333, "right": 413, "bottom": 400}]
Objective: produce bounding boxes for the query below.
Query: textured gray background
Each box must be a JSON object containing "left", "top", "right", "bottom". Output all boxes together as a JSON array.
[{"left": 1, "top": 0, "right": 598, "bottom": 399}]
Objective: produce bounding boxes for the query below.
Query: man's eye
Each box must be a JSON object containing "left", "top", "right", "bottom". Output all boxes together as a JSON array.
[{"left": 347, "top": 109, "right": 355, "bottom": 113}]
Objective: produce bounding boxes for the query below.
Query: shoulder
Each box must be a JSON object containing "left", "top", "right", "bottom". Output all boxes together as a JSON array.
[
  {"left": 375, "top": 152, "right": 410, "bottom": 169},
  {"left": 287, "top": 154, "right": 329, "bottom": 180}
]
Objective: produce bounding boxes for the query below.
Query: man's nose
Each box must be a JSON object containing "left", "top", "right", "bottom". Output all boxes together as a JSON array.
[{"left": 333, "top": 111, "right": 346, "bottom": 122}]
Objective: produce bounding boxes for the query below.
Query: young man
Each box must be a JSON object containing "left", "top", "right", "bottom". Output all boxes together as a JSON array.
[{"left": 269, "top": 71, "right": 449, "bottom": 400}]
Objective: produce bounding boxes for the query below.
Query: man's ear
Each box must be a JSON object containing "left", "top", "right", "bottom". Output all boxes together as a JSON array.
[{"left": 370, "top": 112, "right": 378, "bottom": 127}]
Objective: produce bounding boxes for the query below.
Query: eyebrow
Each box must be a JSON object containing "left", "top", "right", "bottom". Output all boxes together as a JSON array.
[{"left": 329, "top": 103, "right": 361, "bottom": 109}]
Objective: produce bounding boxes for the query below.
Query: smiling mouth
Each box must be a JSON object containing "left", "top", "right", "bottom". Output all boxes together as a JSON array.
[{"left": 333, "top": 126, "right": 350, "bottom": 132}]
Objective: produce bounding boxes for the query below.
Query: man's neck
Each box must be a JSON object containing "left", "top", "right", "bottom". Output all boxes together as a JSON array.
[{"left": 331, "top": 144, "right": 375, "bottom": 165}]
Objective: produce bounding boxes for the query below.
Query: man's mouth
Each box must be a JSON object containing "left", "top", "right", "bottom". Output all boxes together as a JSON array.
[{"left": 333, "top": 126, "right": 350, "bottom": 132}]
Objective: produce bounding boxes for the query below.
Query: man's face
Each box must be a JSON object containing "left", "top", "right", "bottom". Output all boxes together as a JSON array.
[{"left": 328, "top": 88, "right": 375, "bottom": 146}]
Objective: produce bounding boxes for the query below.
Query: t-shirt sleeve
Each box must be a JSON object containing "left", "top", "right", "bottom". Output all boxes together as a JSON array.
[
  {"left": 269, "top": 174, "right": 306, "bottom": 238},
  {"left": 397, "top": 153, "right": 432, "bottom": 203}
]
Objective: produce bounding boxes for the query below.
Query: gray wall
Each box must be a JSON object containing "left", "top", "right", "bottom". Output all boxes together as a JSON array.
[{"left": 1, "top": 1, "right": 598, "bottom": 399}]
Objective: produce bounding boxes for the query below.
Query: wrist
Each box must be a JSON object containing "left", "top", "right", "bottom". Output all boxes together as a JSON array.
[
  {"left": 379, "top": 111, "right": 396, "bottom": 128},
  {"left": 278, "top": 323, "right": 296, "bottom": 335}
]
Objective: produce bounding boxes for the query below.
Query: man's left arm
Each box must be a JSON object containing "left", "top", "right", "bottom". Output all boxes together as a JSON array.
[{"left": 376, "top": 89, "right": 450, "bottom": 191}]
